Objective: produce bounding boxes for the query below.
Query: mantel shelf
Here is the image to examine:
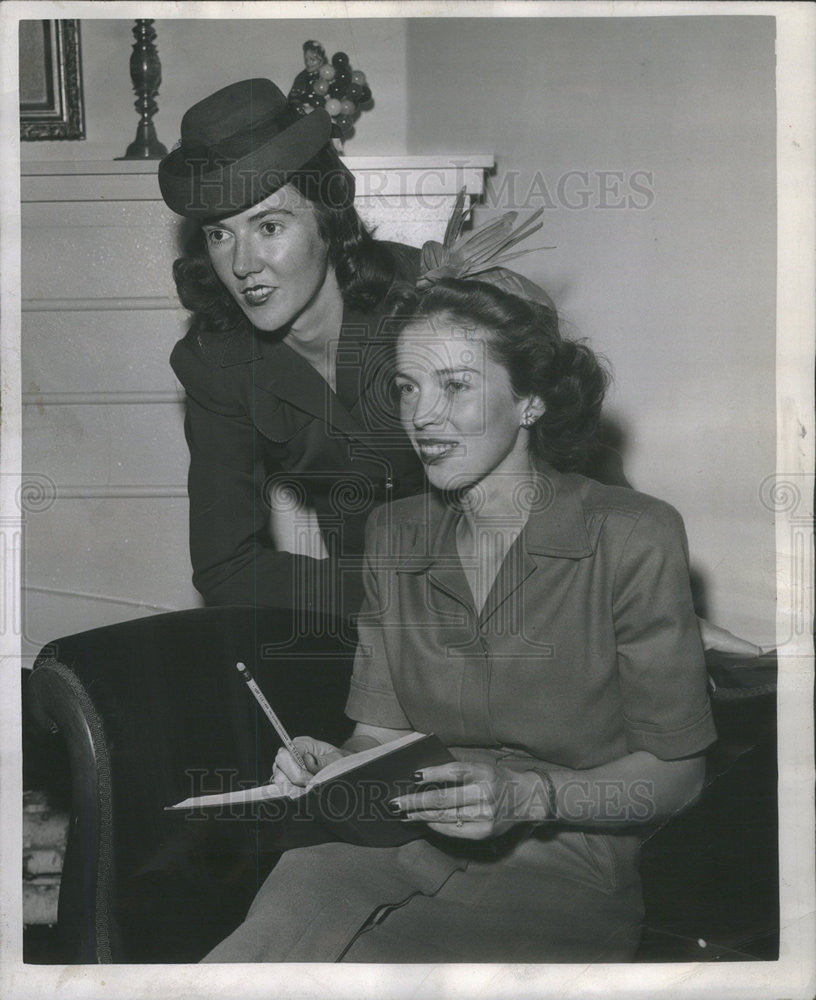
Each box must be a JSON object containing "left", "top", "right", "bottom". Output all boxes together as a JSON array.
[
  {"left": 21, "top": 155, "right": 494, "bottom": 176},
  {"left": 21, "top": 155, "right": 495, "bottom": 204}
]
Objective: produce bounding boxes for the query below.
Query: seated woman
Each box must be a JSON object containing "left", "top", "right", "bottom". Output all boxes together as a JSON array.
[{"left": 201, "top": 219, "right": 717, "bottom": 963}]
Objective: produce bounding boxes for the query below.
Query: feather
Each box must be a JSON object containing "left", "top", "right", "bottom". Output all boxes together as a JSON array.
[
  {"left": 465, "top": 248, "right": 548, "bottom": 276},
  {"left": 453, "top": 213, "right": 517, "bottom": 257},
  {"left": 456, "top": 209, "right": 542, "bottom": 263},
  {"left": 417, "top": 200, "right": 553, "bottom": 299},
  {"left": 421, "top": 241, "right": 447, "bottom": 273},
  {"left": 469, "top": 225, "right": 545, "bottom": 268},
  {"left": 442, "top": 187, "right": 469, "bottom": 248}
]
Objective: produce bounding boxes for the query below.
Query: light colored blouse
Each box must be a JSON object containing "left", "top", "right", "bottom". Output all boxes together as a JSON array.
[{"left": 347, "top": 466, "right": 716, "bottom": 768}]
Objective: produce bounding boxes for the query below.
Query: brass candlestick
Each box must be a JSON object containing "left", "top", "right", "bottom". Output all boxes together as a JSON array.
[{"left": 117, "top": 19, "right": 167, "bottom": 159}]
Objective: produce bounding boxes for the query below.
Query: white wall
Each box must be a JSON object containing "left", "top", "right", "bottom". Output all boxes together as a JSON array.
[
  {"left": 406, "top": 16, "right": 777, "bottom": 642},
  {"left": 21, "top": 17, "right": 410, "bottom": 162},
  {"left": 20, "top": 14, "right": 777, "bottom": 645}
]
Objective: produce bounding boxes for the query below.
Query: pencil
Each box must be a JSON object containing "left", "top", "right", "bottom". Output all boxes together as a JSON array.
[{"left": 235, "top": 661, "right": 309, "bottom": 771}]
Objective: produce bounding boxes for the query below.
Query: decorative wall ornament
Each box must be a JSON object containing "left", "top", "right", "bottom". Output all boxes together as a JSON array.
[
  {"left": 287, "top": 41, "right": 373, "bottom": 150},
  {"left": 19, "top": 19, "right": 85, "bottom": 141}
]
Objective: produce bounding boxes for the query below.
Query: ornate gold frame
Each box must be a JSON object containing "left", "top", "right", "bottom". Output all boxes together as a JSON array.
[{"left": 20, "top": 20, "right": 85, "bottom": 141}]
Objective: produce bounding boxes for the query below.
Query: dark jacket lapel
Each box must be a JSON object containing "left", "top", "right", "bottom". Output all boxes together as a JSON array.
[{"left": 221, "top": 322, "right": 363, "bottom": 440}]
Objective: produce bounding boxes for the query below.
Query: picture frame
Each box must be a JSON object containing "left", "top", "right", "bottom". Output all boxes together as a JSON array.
[{"left": 19, "top": 19, "right": 85, "bottom": 141}]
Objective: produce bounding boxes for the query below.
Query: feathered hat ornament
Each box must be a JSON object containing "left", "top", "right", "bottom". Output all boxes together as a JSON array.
[{"left": 416, "top": 188, "right": 554, "bottom": 307}]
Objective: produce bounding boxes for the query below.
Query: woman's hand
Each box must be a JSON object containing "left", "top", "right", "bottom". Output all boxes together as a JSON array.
[
  {"left": 267, "top": 483, "right": 328, "bottom": 559},
  {"left": 389, "top": 762, "right": 550, "bottom": 841},
  {"left": 698, "top": 617, "right": 764, "bottom": 656},
  {"left": 270, "top": 736, "right": 346, "bottom": 793}
]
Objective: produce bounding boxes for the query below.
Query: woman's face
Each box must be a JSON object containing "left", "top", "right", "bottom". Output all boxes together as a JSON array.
[
  {"left": 395, "top": 314, "right": 533, "bottom": 493},
  {"left": 202, "top": 185, "right": 331, "bottom": 333}
]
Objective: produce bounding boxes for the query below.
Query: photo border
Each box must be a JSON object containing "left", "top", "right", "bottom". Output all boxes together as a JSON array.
[{"left": 1, "top": 2, "right": 813, "bottom": 999}]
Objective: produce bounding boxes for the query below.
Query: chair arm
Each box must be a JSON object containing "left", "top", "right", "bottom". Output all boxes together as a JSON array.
[
  {"left": 27, "top": 605, "right": 356, "bottom": 963},
  {"left": 27, "top": 660, "right": 121, "bottom": 962}
]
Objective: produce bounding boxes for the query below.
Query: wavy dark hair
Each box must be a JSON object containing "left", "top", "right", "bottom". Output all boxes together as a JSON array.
[
  {"left": 385, "top": 278, "right": 610, "bottom": 473},
  {"left": 172, "top": 142, "right": 399, "bottom": 335}
]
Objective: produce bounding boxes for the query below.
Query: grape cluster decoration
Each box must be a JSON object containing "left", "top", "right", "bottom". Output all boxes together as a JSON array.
[{"left": 289, "top": 45, "right": 373, "bottom": 141}]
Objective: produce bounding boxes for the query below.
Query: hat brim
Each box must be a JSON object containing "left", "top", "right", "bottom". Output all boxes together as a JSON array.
[{"left": 158, "top": 108, "right": 333, "bottom": 219}]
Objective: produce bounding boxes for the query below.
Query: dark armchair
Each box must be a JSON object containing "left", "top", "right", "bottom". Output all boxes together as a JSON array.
[
  {"left": 26, "top": 606, "right": 357, "bottom": 963},
  {"left": 25, "top": 607, "right": 778, "bottom": 963}
]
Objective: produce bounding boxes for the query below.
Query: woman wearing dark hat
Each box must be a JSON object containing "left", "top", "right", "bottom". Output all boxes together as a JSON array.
[{"left": 159, "top": 78, "right": 425, "bottom": 615}]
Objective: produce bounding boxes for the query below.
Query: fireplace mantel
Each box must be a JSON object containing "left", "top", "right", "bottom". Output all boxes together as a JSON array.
[{"left": 21, "top": 156, "right": 494, "bottom": 246}]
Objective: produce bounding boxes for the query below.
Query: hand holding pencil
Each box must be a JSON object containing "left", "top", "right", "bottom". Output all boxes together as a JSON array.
[
  {"left": 235, "top": 662, "right": 342, "bottom": 787},
  {"left": 271, "top": 736, "right": 347, "bottom": 791}
]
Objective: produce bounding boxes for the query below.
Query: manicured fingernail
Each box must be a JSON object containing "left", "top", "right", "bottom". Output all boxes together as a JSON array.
[
  {"left": 412, "top": 771, "right": 424, "bottom": 781},
  {"left": 386, "top": 800, "right": 404, "bottom": 815}
]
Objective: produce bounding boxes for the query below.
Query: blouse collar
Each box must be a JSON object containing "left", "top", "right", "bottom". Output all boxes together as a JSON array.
[{"left": 399, "top": 464, "right": 594, "bottom": 571}]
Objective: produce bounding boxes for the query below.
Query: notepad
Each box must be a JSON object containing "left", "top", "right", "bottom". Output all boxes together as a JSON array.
[{"left": 166, "top": 731, "right": 454, "bottom": 848}]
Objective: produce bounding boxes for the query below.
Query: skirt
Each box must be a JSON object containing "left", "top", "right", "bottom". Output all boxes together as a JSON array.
[{"left": 201, "top": 825, "right": 645, "bottom": 963}]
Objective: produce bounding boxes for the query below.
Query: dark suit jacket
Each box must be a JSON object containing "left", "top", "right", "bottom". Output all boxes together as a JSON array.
[{"left": 170, "top": 242, "right": 425, "bottom": 614}]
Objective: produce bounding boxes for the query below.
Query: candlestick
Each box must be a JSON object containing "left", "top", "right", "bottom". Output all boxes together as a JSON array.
[{"left": 117, "top": 19, "right": 167, "bottom": 160}]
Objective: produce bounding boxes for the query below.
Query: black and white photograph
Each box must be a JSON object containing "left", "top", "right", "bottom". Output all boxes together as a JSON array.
[{"left": 1, "top": 2, "right": 813, "bottom": 998}]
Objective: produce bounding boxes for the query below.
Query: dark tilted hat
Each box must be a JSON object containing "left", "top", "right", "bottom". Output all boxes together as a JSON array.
[{"left": 158, "top": 78, "right": 343, "bottom": 219}]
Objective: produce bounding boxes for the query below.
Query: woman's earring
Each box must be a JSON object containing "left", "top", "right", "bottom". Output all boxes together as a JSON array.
[{"left": 523, "top": 400, "right": 544, "bottom": 427}]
